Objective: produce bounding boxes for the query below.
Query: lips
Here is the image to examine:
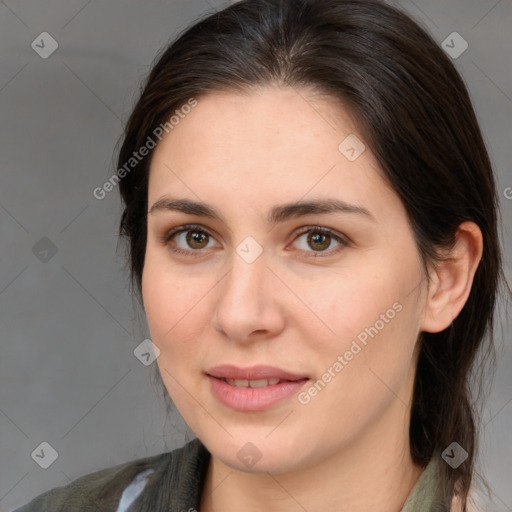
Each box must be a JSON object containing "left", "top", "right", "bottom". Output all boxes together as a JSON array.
[
  {"left": 206, "top": 364, "right": 308, "bottom": 382},
  {"left": 205, "top": 364, "right": 310, "bottom": 411},
  {"left": 206, "top": 370, "right": 308, "bottom": 412}
]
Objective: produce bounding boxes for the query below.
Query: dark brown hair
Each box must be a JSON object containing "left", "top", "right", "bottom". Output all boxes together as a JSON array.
[{"left": 116, "top": 0, "right": 510, "bottom": 508}]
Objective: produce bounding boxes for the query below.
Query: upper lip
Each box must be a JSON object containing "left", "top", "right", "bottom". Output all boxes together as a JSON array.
[{"left": 207, "top": 364, "right": 308, "bottom": 381}]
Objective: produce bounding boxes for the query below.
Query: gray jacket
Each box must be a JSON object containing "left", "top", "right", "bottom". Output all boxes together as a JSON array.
[{"left": 12, "top": 438, "right": 448, "bottom": 511}]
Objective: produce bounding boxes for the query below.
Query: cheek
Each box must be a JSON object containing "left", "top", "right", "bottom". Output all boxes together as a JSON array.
[
  {"left": 142, "top": 263, "right": 209, "bottom": 417},
  {"left": 291, "top": 263, "right": 411, "bottom": 352},
  {"left": 312, "top": 268, "right": 423, "bottom": 407},
  {"left": 141, "top": 258, "right": 205, "bottom": 359},
  {"left": 296, "top": 251, "right": 424, "bottom": 388}
]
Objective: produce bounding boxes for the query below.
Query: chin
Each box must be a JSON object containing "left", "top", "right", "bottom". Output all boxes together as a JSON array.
[{"left": 206, "top": 435, "right": 316, "bottom": 475}]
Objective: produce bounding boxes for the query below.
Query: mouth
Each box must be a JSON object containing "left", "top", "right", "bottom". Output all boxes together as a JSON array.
[
  {"left": 206, "top": 363, "right": 309, "bottom": 382},
  {"left": 205, "top": 364, "right": 310, "bottom": 411},
  {"left": 217, "top": 377, "right": 300, "bottom": 388}
]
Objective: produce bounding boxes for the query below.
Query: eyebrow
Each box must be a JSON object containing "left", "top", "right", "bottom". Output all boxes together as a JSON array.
[{"left": 149, "top": 197, "right": 376, "bottom": 224}]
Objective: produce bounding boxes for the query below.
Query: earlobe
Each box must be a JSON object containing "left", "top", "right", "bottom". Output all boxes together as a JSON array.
[{"left": 420, "top": 222, "right": 483, "bottom": 334}]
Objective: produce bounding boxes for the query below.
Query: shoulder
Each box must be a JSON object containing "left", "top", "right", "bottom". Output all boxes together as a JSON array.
[
  {"left": 11, "top": 452, "right": 169, "bottom": 512},
  {"left": 12, "top": 438, "right": 207, "bottom": 512}
]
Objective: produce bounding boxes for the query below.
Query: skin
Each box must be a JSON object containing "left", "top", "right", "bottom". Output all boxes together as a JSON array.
[{"left": 142, "top": 85, "right": 483, "bottom": 512}]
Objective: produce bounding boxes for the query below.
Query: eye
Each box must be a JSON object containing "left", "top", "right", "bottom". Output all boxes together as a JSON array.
[
  {"left": 160, "top": 224, "right": 349, "bottom": 258},
  {"left": 160, "top": 224, "right": 219, "bottom": 257},
  {"left": 291, "top": 226, "right": 349, "bottom": 257}
]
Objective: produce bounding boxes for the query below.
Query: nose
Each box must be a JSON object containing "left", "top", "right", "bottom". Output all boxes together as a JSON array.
[{"left": 212, "top": 250, "right": 286, "bottom": 344}]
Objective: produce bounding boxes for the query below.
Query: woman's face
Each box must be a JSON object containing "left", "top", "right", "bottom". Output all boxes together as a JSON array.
[{"left": 142, "top": 86, "right": 429, "bottom": 473}]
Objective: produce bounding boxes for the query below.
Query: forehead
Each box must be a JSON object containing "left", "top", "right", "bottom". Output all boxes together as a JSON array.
[{"left": 147, "top": 86, "right": 392, "bottom": 211}]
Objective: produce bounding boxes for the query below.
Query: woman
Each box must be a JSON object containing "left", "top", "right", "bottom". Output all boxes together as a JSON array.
[{"left": 13, "top": 0, "right": 509, "bottom": 511}]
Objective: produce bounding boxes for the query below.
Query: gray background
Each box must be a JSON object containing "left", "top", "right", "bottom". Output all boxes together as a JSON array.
[{"left": 0, "top": 0, "right": 511, "bottom": 510}]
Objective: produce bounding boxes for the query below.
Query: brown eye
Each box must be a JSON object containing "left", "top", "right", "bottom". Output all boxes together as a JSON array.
[
  {"left": 185, "top": 230, "right": 209, "bottom": 249},
  {"left": 161, "top": 224, "right": 218, "bottom": 257},
  {"left": 307, "top": 232, "right": 331, "bottom": 251},
  {"left": 292, "top": 226, "right": 349, "bottom": 257}
]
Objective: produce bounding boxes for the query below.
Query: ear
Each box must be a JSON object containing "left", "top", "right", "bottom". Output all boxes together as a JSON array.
[{"left": 420, "top": 221, "right": 483, "bottom": 333}]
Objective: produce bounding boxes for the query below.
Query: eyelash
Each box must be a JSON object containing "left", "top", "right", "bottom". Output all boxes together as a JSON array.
[{"left": 159, "top": 224, "right": 350, "bottom": 259}]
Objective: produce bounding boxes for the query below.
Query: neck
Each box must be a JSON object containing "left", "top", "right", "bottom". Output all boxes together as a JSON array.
[{"left": 199, "top": 398, "right": 424, "bottom": 512}]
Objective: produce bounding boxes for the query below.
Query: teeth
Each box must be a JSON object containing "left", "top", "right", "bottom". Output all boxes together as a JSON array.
[{"left": 225, "top": 378, "right": 281, "bottom": 388}]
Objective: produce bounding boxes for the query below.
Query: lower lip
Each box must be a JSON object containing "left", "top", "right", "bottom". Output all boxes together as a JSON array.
[{"left": 207, "top": 375, "right": 309, "bottom": 411}]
